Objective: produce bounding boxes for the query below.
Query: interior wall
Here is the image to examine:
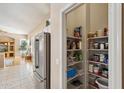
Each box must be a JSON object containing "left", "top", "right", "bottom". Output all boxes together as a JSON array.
[
  {"left": 89, "top": 3, "right": 108, "bottom": 32},
  {"left": 28, "top": 16, "right": 49, "bottom": 39},
  {"left": 66, "top": 4, "right": 87, "bottom": 36},
  {"left": 0, "top": 31, "right": 27, "bottom": 57},
  {"left": 50, "top": 3, "right": 69, "bottom": 89},
  {"left": 66, "top": 3, "right": 108, "bottom": 33},
  {"left": 0, "top": 36, "right": 14, "bottom": 42}
]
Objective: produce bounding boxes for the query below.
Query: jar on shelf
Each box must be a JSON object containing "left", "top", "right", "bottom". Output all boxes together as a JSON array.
[
  {"left": 74, "top": 51, "right": 83, "bottom": 61},
  {"left": 100, "top": 54, "right": 105, "bottom": 62},
  {"left": 105, "top": 43, "right": 108, "bottom": 49},
  {"left": 93, "top": 65, "right": 100, "bottom": 74},
  {"left": 88, "top": 32, "right": 94, "bottom": 38},
  {"left": 70, "top": 41, "right": 76, "bottom": 49},
  {"left": 100, "top": 43, "right": 105, "bottom": 49},
  {"left": 104, "top": 28, "right": 108, "bottom": 36},
  {"left": 74, "top": 31, "right": 80, "bottom": 37},
  {"left": 94, "top": 42, "right": 99, "bottom": 49},
  {"left": 102, "top": 68, "right": 108, "bottom": 77},
  {"left": 74, "top": 26, "right": 82, "bottom": 37},
  {"left": 89, "top": 64, "right": 94, "bottom": 72},
  {"left": 93, "top": 32, "right": 97, "bottom": 37},
  {"left": 96, "top": 29, "right": 104, "bottom": 37},
  {"left": 76, "top": 41, "right": 81, "bottom": 49},
  {"left": 94, "top": 54, "right": 100, "bottom": 62}
]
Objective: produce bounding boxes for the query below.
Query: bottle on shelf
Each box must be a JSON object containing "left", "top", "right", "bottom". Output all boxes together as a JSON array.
[
  {"left": 93, "top": 65, "right": 100, "bottom": 74},
  {"left": 100, "top": 43, "right": 105, "bottom": 49},
  {"left": 88, "top": 64, "right": 94, "bottom": 72},
  {"left": 94, "top": 42, "right": 99, "bottom": 49}
]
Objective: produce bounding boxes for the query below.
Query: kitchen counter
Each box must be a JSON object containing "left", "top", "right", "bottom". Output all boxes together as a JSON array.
[{"left": 0, "top": 53, "right": 4, "bottom": 68}]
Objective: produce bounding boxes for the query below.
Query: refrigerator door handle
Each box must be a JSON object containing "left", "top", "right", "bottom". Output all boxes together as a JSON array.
[{"left": 35, "top": 39, "right": 39, "bottom": 68}]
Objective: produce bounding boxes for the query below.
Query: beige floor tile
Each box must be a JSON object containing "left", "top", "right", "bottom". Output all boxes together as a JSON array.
[{"left": 0, "top": 63, "right": 44, "bottom": 89}]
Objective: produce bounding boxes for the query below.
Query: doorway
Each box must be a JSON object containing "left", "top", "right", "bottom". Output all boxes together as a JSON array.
[
  {"left": 0, "top": 35, "right": 44, "bottom": 89},
  {"left": 122, "top": 4, "right": 124, "bottom": 89},
  {"left": 61, "top": 3, "right": 122, "bottom": 89}
]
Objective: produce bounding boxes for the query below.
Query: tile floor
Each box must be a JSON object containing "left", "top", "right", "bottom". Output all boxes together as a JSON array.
[{"left": 0, "top": 62, "right": 44, "bottom": 89}]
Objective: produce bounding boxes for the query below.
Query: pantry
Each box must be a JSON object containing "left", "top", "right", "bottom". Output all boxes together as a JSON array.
[{"left": 63, "top": 3, "right": 108, "bottom": 89}]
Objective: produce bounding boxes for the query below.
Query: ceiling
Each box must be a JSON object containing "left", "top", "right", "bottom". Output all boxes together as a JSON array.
[{"left": 0, "top": 3, "right": 50, "bottom": 34}]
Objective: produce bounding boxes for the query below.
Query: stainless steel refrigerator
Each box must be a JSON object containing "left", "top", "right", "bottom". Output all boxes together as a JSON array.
[{"left": 34, "top": 32, "right": 50, "bottom": 89}]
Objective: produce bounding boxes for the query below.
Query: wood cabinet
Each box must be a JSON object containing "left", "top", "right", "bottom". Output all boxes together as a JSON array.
[
  {"left": 0, "top": 41, "right": 15, "bottom": 58},
  {"left": 0, "top": 53, "right": 4, "bottom": 68}
]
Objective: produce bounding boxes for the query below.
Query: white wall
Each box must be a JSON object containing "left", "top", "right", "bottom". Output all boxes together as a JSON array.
[
  {"left": 90, "top": 3, "right": 108, "bottom": 32},
  {"left": 66, "top": 3, "right": 108, "bottom": 33},
  {"left": 28, "top": 17, "right": 49, "bottom": 39},
  {"left": 50, "top": 3, "right": 69, "bottom": 89},
  {"left": 66, "top": 4, "right": 87, "bottom": 37}
]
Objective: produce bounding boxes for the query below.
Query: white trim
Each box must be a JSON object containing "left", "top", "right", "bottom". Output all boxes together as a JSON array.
[
  {"left": 60, "top": 3, "right": 87, "bottom": 89},
  {"left": 60, "top": 3, "right": 76, "bottom": 89},
  {"left": 60, "top": 3, "right": 84, "bottom": 89},
  {"left": 108, "top": 3, "right": 122, "bottom": 89}
]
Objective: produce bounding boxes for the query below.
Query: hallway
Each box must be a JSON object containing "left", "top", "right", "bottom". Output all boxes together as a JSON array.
[{"left": 0, "top": 63, "right": 44, "bottom": 89}]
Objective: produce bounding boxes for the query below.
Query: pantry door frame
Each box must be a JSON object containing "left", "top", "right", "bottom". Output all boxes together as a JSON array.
[
  {"left": 108, "top": 4, "right": 122, "bottom": 88},
  {"left": 61, "top": 3, "right": 122, "bottom": 89},
  {"left": 60, "top": 3, "right": 83, "bottom": 89}
]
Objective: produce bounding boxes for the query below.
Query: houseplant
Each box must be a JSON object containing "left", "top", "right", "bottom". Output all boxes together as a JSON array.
[{"left": 19, "top": 40, "right": 28, "bottom": 58}]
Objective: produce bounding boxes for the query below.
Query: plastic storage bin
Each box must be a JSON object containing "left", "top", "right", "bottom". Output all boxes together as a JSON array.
[
  {"left": 67, "top": 68, "right": 77, "bottom": 78},
  {"left": 95, "top": 78, "right": 108, "bottom": 89}
]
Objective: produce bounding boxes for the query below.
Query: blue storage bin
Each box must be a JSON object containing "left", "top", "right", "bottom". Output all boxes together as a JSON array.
[{"left": 67, "top": 68, "right": 77, "bottom": 78}]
